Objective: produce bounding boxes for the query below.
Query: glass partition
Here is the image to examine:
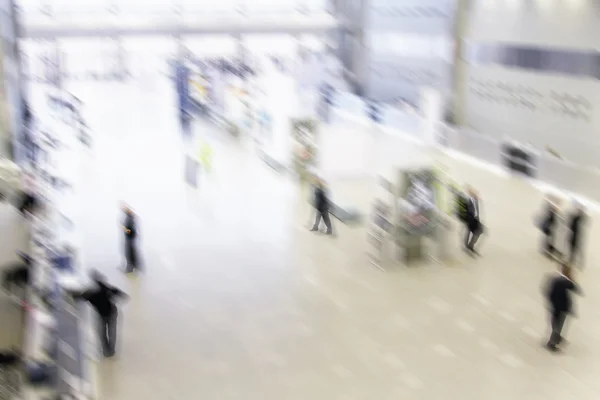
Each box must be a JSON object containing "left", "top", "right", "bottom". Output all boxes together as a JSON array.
[
  {"left": 122, "top": 36, "right": 177, "bottom": 76},
  {"left": 244, "top": 0, "right": 297, "bottom": 16},
  {"left": 243, "top": 34, "right": 298, "bottom": 59},
  {"left": 180, "top": 0, "right": 239, "bottom": 17},
  {"left": 59, "top": 38, "right": 121, "bottom": 79},
  {"left": 185, "top": 36, "right": 238, "bottom": 58}
]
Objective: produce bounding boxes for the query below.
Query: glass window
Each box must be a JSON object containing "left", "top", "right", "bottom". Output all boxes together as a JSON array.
[
  {"left": 243, "top": 34, "right": 298, "bottom": 58},
  {"left": 245, "top": 0, "right": 296, "bottom": 15},
  {"left": 185, "top": 36, "right": 238, "bottom": 58},
  {"left": 181, "top": 0, "right": 239, "bottom": 15}
]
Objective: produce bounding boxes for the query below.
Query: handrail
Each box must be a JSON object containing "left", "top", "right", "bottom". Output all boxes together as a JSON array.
[{"left": 328, "top": 88, "right": 600, "bottom": 203}]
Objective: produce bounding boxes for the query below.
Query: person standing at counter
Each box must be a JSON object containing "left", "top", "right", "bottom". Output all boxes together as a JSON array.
[
  {"left": 121, "top": 204, "right": 140, "bottom": 273},
  {"left": 70, "top": 270, "right": 128, "bottom": 358}
]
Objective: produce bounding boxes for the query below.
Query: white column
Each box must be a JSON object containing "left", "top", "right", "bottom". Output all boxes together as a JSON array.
[
  {"left": 0, "top": 44, "right": 11, "bottom": 157},
  {"left": 0, "top": 0, "right": 23, "bottom": 159},
  {"left": 420, "top": 87, "right": 444, "bottom": 147}
]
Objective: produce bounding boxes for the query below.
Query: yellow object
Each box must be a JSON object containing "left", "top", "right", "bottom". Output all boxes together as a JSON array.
[
  {"left": 433, "top": 164, "right": 454, "bottom": 215},
  {"left": 191, "top": 81, "right": 207, "bottom": 97},
  {"left": 196, "top": 141, "right": 213, "bottom": 173}
]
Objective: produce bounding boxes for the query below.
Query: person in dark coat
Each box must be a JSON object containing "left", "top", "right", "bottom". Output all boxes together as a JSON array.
[
  {"left": 70, "top": 270, "right": 128, "bottom": 357},
  {"left": 464, "top": 187, "right": 483, "bottom": 255},
  {"left": 121, "top": 205, "right": 139, "bottom": 273},
  {"left": 18, "top": 172, "right": 39, "bottom": 217},
  {"left": 545, "top": 263, "right": 581, "bottom": 352},
  {"left": 567, "top": 205, "right": 586, "bottom": 266},
  {"left": 310, "top": 178, "right": 332, "bottom": 235}
]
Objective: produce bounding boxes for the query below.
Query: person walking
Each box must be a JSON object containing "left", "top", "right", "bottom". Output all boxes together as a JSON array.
[
  {"left": 544, "top": 263, "right": 581, "bottom": 352},
  {"left": 121, "top": 205, "right": 139, "bottom": 273},
  {"left": 310, "top": 178, "right": 333, "bottom": 235},
  {"left": 70, "top": 270, "right": 128, "bottom": 358},
  {"left": 464, "top": 187, "right": 483, "bottom": 255}
]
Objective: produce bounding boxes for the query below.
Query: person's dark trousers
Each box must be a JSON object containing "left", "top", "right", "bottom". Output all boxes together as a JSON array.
[
  {"left": 312, "top": 210, "right": 332, "bottom": 234},
  {"left": 547, "top": 308, "right": 567, "bottom": 349},
  {"left": 544, "top": 230, "right": 556, "bottom": 255},
  {"left": 98, "top": 311, "right": 118, "bottom": 357},
  {"left": 464, "top": 220, "right": 481, "bottom": 252},
  {"left": 18, "top": 193, "right": 36, "bottom": 215},
  {"left": 569, "top": 238, "right": 581, "bottom": 266},
  {"left": 125, "top": 238, "right": 138, "bottom": 273}
]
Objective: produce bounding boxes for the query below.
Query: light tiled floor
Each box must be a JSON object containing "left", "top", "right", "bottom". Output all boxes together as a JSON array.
[{"left": 30, "top": 73, "right": 600, "bottom": 400}]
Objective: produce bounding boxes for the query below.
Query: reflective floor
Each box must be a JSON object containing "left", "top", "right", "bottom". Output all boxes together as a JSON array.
[{"left": 28, "top": 71, "right": 600, "bottom": 400}]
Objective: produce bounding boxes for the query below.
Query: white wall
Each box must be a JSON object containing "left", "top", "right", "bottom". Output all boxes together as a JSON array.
[
  {"left": 456, "top": 0, "right": 600, "bottom": 167},
  {"left": 465, "top": 0, "right": 600, "bottom": 49},
  {"left": 319, "top": 121, "right": 374, "bottom": 180},
  {"left": 464, "top": 66, "right": 600, "bottom": 165}
]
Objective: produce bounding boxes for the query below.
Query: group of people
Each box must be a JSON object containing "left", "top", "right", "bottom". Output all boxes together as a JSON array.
[
  {"left": 16, "top": 169, "right": 587, "bottom": 359},
  {"left": 538, "top": 196, "right": 587, "bottom": 352},
  {"left": 457, "top": 187, "right": 587, "bottom": 353},
  {"left": 68, "top": 204, "right": 140, "bottom": 358},
  {"left": 7, "top": 182, "right": 136, "bottom": 358}
]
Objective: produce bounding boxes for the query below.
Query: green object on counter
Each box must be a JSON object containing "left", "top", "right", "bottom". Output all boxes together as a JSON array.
[{"left": 433, "top": 166, "right": 453, "bottom": 216}]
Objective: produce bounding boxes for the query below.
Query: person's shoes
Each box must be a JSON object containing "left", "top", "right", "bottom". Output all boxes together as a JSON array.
[
  {"left": 104, "top": 350, "right": 115, "bottom": 358},
  {"left": 310, "top": 227, "right": 318, "bottom": 232},
  {"left": 546, "top": 342, "right": 560, "bottom": 353},
  {"left": 556, "top": 336, "right": 568, "bottom": 346},
  {"left": 325, "top": 231, "right": 333, "bottom": 236}
]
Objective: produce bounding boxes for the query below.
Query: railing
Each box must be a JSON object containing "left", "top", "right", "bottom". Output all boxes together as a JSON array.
[{"left": 16, "top": 2, "right": 331, "bottom": 24}]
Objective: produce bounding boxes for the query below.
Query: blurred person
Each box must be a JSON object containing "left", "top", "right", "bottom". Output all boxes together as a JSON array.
[
  {"left": 567, "top": 204, "right": 587, "bottom": 266},
  {"left": 310, "top": 178, "right": 333, "bottom": 235},
  {"left": 121, "top": 205, "right": 139, "bottom": 273},
  {"left": 23, "top": 100, "right": 32, "bottom": 127},
  {"left": 18, "top": 171, "right": 39, "bottom": 217},
  {"left": 539, "top": 197, "right": 561, "bottom": 258},
  {"left": 70, "top": 270, "right": 128, "bottom": 357},
  {"left": 544, "top": 263, "right": 581, "bottom": 352},
  {"left": 2, "top": 252, "right": 32, "bottom": 294},
  {"left": 21, "top": 101, "right": 35, "bottom": 160},
  {"left": 464, "top": 186, "right": 483, "bottom": 256}
]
